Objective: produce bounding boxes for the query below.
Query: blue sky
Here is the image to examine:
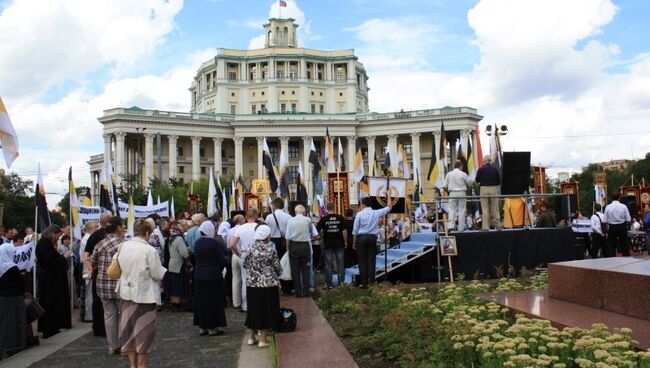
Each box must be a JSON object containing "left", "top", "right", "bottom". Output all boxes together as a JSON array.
[{"left": 1, "top": 0, "right": 650, "bottom": 199}]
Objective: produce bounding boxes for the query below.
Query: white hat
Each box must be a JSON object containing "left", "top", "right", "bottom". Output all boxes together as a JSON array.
[
  {"left": 199, "top": 221, "right": 215, "bottom": 238},
  {"left": 254, "top": 225, "right": 271, "bottom": 240}
]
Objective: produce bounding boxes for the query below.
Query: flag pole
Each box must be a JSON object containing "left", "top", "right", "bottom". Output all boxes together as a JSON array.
[{"left": 33, "top": 205, "right": 38, "bottom": 298}]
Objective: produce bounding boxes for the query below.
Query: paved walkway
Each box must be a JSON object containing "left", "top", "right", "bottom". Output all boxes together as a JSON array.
[{"left": 17, "top": 306, "right": 246, "bottom": 368}]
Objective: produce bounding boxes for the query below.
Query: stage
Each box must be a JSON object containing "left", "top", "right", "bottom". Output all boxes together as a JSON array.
[{"left": 385, "top": 227, "right": 577, "bottom": 283}]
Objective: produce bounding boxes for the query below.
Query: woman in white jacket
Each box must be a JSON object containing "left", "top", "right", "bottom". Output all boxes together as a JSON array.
[{"left": 117, "top": 219, "right": 166, "bottom": 368}]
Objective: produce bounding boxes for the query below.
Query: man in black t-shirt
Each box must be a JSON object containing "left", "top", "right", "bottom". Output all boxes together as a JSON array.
[
  {"left": 84, "top": 212, "right": 110, "bottom": 337},
  {"left": 317, "top": 203, "right": 348, "bottom": 288}
]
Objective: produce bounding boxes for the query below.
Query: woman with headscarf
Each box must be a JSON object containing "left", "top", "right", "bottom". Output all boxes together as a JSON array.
[
  {"left": 165, "top": 221, "right": 189, "bottom": 310},
  {"left": 0, "top": 243, "right": 26, "bottom": 355},
  {"left": 192, "top": 221, "right": 228, "bottom": 336},
  {"left": 117, "top": 219, "right": 166, "bottom": 368},
  {"left": 243, "top": 225, "right": 281, "bottom": 348},
  {"left": 36, "top": 225, "right": 72, "bottom": 338}
]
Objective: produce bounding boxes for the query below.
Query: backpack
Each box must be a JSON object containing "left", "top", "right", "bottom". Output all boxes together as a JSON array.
[{"left": 278, "top": 308, "right": 297, "bottom": 332}]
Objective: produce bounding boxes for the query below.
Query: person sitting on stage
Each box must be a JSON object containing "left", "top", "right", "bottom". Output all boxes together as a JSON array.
[
  {"left": 475, "top": 155, "right": 502, "bottom": 231},
  {"left": 443, "top": 160, "right": 473, "bottom": 231},
  {"left": 535, "top": 201, "right": 557, "bottom": 228}
]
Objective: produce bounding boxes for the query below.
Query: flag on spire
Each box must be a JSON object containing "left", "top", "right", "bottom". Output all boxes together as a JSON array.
[
  {"left": 309, "top": 138, "right": 322, "bottom": 195},
  {"left": 0, "top": 97, "right": 19, "bottom": 168}
]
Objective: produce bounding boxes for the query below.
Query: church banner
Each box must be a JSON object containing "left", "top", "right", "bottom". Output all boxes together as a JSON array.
[
  {"left": 327, "top": 173, "right": 349, "bottom": 215},
  {"left": 368, "top": 176, "right": 407, "bottom": 213}
]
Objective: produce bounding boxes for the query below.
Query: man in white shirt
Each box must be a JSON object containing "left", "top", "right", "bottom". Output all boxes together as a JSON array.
[
  {"left": 227, "top": 214, "right": 245, "bottom": 310},
  {"left": 443, "top": 160, "right": 473, "bottom": 231},
  {"left": 589, "top": 204, "right": 605, "bottom": 258},
  {"left": 230, "top": 209, "right": 259, "bottom": 312},
  {"left": 603, "top": 192, "right": 631, "bottom": 257},
  {"left": 265, "top": 198, "right": 291, "bottom": 255},
  {"left": 285, "top": 205, "right": 313, "bottom": 297}
]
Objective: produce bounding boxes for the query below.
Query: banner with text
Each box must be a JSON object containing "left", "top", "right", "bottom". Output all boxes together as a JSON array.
[
  {"left": 12, "top": 241, "right": 35, "bottom": 271},
  {"left": 118, "top": 201, "right": 169, "bottom": 218}
]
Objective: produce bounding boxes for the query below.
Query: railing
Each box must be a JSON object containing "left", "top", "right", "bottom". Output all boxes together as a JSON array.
[
  {"left": 356, "top": 106, "right": 479, "bottom": 121},
  {"left": 103, "top": 108, "right": 235, "bottom": 123}
]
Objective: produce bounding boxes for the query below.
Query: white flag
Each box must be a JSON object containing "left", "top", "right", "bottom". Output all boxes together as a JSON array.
[
  {"left": 147, "top": 190, "right": 154, "bottom": 207},
  {"left": 207, "top": 167, "right": 217, "bottom": 217},
  {"left": 0, "top": 97, "right": 19, "bottom": 168}
]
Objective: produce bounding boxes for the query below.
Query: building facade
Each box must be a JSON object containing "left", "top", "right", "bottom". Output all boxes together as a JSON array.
[{"left": 88, "top": 18, "right": 483, "bottom": 205}]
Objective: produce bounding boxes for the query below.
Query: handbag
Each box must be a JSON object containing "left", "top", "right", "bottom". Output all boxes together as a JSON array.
[
  {"left": 279, "top": 252, "right": 292, "bottom": 281},
  {"left": 278, "top": 307, "right": 297, "bottom": 332},
  {"left": 25, "top": 298, "right": 45, "bottom": 323},
  {"left": 106, "top": 245, "right": 123, "bottom": 279}
]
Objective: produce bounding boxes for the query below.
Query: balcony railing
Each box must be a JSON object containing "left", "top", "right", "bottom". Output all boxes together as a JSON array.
[
  {"left": 103, "top": 108, "right": 235, "bottom": 122},
  {"left": 356, "top": 107, "right": 479, "bottom": 122}
]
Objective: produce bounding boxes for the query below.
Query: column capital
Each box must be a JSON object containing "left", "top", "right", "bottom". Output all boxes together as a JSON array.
[
  {"left": 279, "top": 136, "right": 290, "bottom": 143},
  {"left": 114, "top": 132, "right": 127, "bottom": 139},
  {"left": 234, "top": 136, "right": 244, "bottom": 144},
  {"left": 213, "top": 137, "right": 224, "bottom": 144},
  {"left": 410, "top": 132, "right": 421, "bottom": 139},
  {"left": 301, "top": 135, "right": 311, "bottom": 142},
  {"left": 191, "top": 136, "right": 202, "bottom": 144},
  {"left": 433, "top": 130, "right": 441, "bottom": 137},
  {"left": 168, "top": 135, "right": 179, "bottom": 142},
  {"left": 103, "top": 133, "right": 112, "bottom": 142},
  {"left": 144, "top": 133, "right": 155, "bottom": 141},
  {"left": 365, "top": 135, "right": 376, "bottom": 142},
  {"left": 256, "top": 137, "right": 264, "bottom": 143},
  {"left": 346, "top": 135, "right": 356, "bottom": 142},
  {"left": 387, "top": 134, "right": 398, "bottom": 140}
]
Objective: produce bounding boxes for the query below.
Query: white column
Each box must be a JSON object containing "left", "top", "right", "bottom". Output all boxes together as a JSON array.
[
  {"left": 348, "top": 59, "right": 355, "bottom": 80},
  {"left": 302, "top": 136, "right": 311, "bottom": 200},
  {"left": 300, "top": 58, "right": 307, "bottom": 80},
  {"left": 366, "top": 136, "right": 376, "bottom": 176},
  {"left": 90, "top": 171, "right": 96, "bottom": 205},
  {"left": 411, "top": 132, "right": 421, "bottom": 182},
  {"left": 144, "top": 133, "right": 154, "bottom": 187},
  {"left": 347, "top": 135, "right": 357, "bottom": 205},
  {"left": 168, "top": 135, "right": 178, "bottom": 179},
  {"left": 103, "top": 133, "right": 112, "bottom": 165},
  {"left": 213, "top": 137, "right": 223, "bottom": 176},
  {"left": 114, "top": 132, "right": 126, "bottom": 184},
  {"left": 279, "top": 136, "right": 290, "bottom": 159},
  {"left": 387, "top": 134, "right": 398, "bottom": 173},
  {"left": 191, "top": 136, "right": 201, "bottom": 181},
  {"left": 234, "top": 137, "right": 244, "bottom": 178},
  {"left": 240, "top": 61, "right": 247, "bottom": 81}
]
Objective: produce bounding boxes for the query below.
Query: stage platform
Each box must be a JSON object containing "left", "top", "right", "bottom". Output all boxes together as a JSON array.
[{"left": 343, "top": 227, "right": 576, "bottom": 284}]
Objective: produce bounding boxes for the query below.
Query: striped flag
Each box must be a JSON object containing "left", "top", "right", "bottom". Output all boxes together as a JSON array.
[
  {"left": 279, "top": 141, "right": 290, "bottom": 198},
  {"left": 337, "top": 137, "right": 345, "bottom": 172},
  {"left": 279, "top": 0, "right": 287, "bottom": 7},
  {"left": 324, "top": 128, "right": 336, "bottom": 173},
  {"left": 475, "top": 126, "right": 484, "bottom": 167},
  {"left": 262, "top": 138, "right": 279, "bottom": 193},
  {"left": 353, "top": 147, "right": 364, "bottom": 182},
  {"left": 35, "top": 163, "right": 50, "bottom": 232},
  {"left": 309, "top": 138, "right": 322, "bottom": 195},
  {"left": 467, "top": 135, "right": 477, "bottom": 180},
  {"left": 99, "top": 163, "right": 113, "bottom": 214},
  {"left": 82, "top": 187, "right": 92, "bottom": 206},
  {"left": 0, "top": 97, "right": 19, "bottom": 168},
  {"left": 397, "top": 144, "right": 410, "bottom": 179},
  {"left": 296, "top": 162, "right": 308, "bottom": 202},
  {"left": 427, "top": 122, "right": 446, "bottom": 189},
  {"left": 68, "top": 167, "right": 82, "bottom": 240}
]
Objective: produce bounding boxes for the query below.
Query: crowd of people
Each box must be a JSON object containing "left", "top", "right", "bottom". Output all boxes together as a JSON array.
[{"left": 0, "top": 195, "right": 399, "bottom": 365}]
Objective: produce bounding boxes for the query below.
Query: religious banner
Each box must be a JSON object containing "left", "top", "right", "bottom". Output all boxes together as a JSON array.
[
  {"left": 187, "top": 194, "right": 200, "bottom": 215},
  {"left": 621, "top": 185, "right": 641, "bottom": 219},
  {"left": 593, "top": 171, "right": 606, "bottom": 186},
  {"left": 368, "top": 176, "right": 407, "bottom": 213},
  {"left": 327, "top": 173, "right": 349, "bottom": 215},
  {"left": 640, "top": 187, "right": 650, "bottom": 214},
  {"left": 244, "top": 193, "right": 260, "bottom": 213},
  {"left": 560, "top": 182, "right": 580, "bottom": 215}
]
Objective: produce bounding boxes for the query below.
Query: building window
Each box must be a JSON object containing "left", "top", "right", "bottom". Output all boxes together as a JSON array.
[
  {"left": 311, "top": 91, "right": 314, "bottom": 96},
  {"left": 336, "top": 74, "right": 345, "bottom": 81},
  {"left": 291, "top": 103, "right": 296, "bottom": 113},
  {"left": 177, "top": 147, "right": 184, "bottom": 157},
  {"left": 314, "top": 142, "right": 322, "bottom": 156},
  {"left": 289, "top": 72, "right": 297, "bottom": 80},
  {"left": 291, "top": 90, "right": 296, "bottom": 95},
  {"left": 337, "top": 103, "right": 344, "bottom": 113},
  {"left": 288, "top": 166, "right": 299, "bottom": 182},
  {"left": 276, "top": 71, "right": 284, "bottom": 79},
  {"left": 230, "top": 104, "right": 236, "bottom": 114},
  {"left": 251, "top": 104, "right": 256, "bottom": 114},
  {"left": 200, "top": 148, "right": 205, "bottom": 157},
  {"left": 201, "top": 166, "right": 206, "bottom": 175},
  {"left": 281, "top": 90, "right": 285, "bottom": 95},
  {"left": 339, "top": 92, "right": 343, "bottom": 96},
  {"left": 319, "top": 92, "right": 323, "bottom": 96},
  {"left": 289, "top": 142, "right": 299, "bottom": 158},
  {"left": 261, "top": 91, "right": 265, "bottom": 96},
  {"left": 280, "top": 103, "right": 286, "bottom": 113},
  {"left": 178, "top": 166, "right": 185, "bottom": 174},
  {"left": 248, "top": 156, "right": 254, "bottom": 163},
  {"left": 311, "top": 104, "right": 316, "bottom": 114},
  {"left": 261, "top": 104, "right": 266, "bottom": 113},
  {"left": 252, "top": 92, "right": 256, "bottom": 96},
  {"left": 319, "top": 104, "right": 324, "bottom": 114},
  {"left": 223, "top": 167, "right": 227, "bottom": 174},
  {"left": 228, "top": 72, "right": 237, "bottom": 81},
  {"left": 222, "top": 149, "right": 226, "bottom": 157},
  {"left": 249, "top": 169, "right": 254, "bottom": 177},
  {"left": 231, "top": 92, "right": 235, "bottom": 97}
]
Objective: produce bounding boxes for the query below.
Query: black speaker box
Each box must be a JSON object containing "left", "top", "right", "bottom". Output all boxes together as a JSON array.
[
  {"left": 501, "top": 152, "right": 531, "bottom": 195},
  {"left": 554, "top": 195, "right": 578, "bottom": 221}
]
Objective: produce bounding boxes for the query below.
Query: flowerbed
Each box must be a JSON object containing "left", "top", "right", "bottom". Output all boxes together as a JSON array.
[{"left": 318, "top": 275, "right": 650, "bottom": 368}]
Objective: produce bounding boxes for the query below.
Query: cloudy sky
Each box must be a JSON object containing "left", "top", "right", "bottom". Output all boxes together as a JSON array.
[{"left": 1, "top": 0, "right": 649, "bottom": 204}]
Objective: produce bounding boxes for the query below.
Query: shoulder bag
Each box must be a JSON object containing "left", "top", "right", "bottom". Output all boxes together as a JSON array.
[{"left": 106, "top": 244, "right": 123, "bottom": 279}]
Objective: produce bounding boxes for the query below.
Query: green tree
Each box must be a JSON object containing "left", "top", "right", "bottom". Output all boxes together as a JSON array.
[{"left": 57, "top": 186, "right": 91, "bottom": 218}]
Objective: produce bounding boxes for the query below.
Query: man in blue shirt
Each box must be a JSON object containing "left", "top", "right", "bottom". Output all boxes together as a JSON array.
[{"left": 352, "top": 196, "right": 392, "bottom": 288}]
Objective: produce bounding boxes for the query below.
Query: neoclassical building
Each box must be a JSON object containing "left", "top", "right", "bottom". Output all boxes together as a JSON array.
[{"left": 88, "top": 17, "right": 483, "bottom": 205}]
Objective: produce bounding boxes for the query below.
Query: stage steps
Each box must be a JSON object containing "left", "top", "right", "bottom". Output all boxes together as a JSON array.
[{"left": 343, "top": 232, "right": 437, "bottom": 284}]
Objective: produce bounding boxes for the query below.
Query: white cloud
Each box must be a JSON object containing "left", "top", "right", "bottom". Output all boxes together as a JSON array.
[
  {"left": 347, "top": 0, "right": 649, "bottom": 173},
  {"left": 0, "top": 0, "right": 183, "bottom": 99}
]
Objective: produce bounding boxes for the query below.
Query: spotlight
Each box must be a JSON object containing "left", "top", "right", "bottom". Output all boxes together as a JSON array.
[
  {"left": 500, "top": 125, "right": 508, "bottom": 134},
  {"left": 485, "top": 125, "right": 493, "bottom": 135}
]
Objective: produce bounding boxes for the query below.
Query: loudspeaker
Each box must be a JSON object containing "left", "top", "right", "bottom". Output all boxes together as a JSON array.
[
  {"left": 288, "top": 201, "right": 308, "bottom": 217},
  {"left": 501, "top": 152, "right": 531, "bottom": 195},
  {"left": 554, "top": 195, "right": 577, "bottom": 221}
]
